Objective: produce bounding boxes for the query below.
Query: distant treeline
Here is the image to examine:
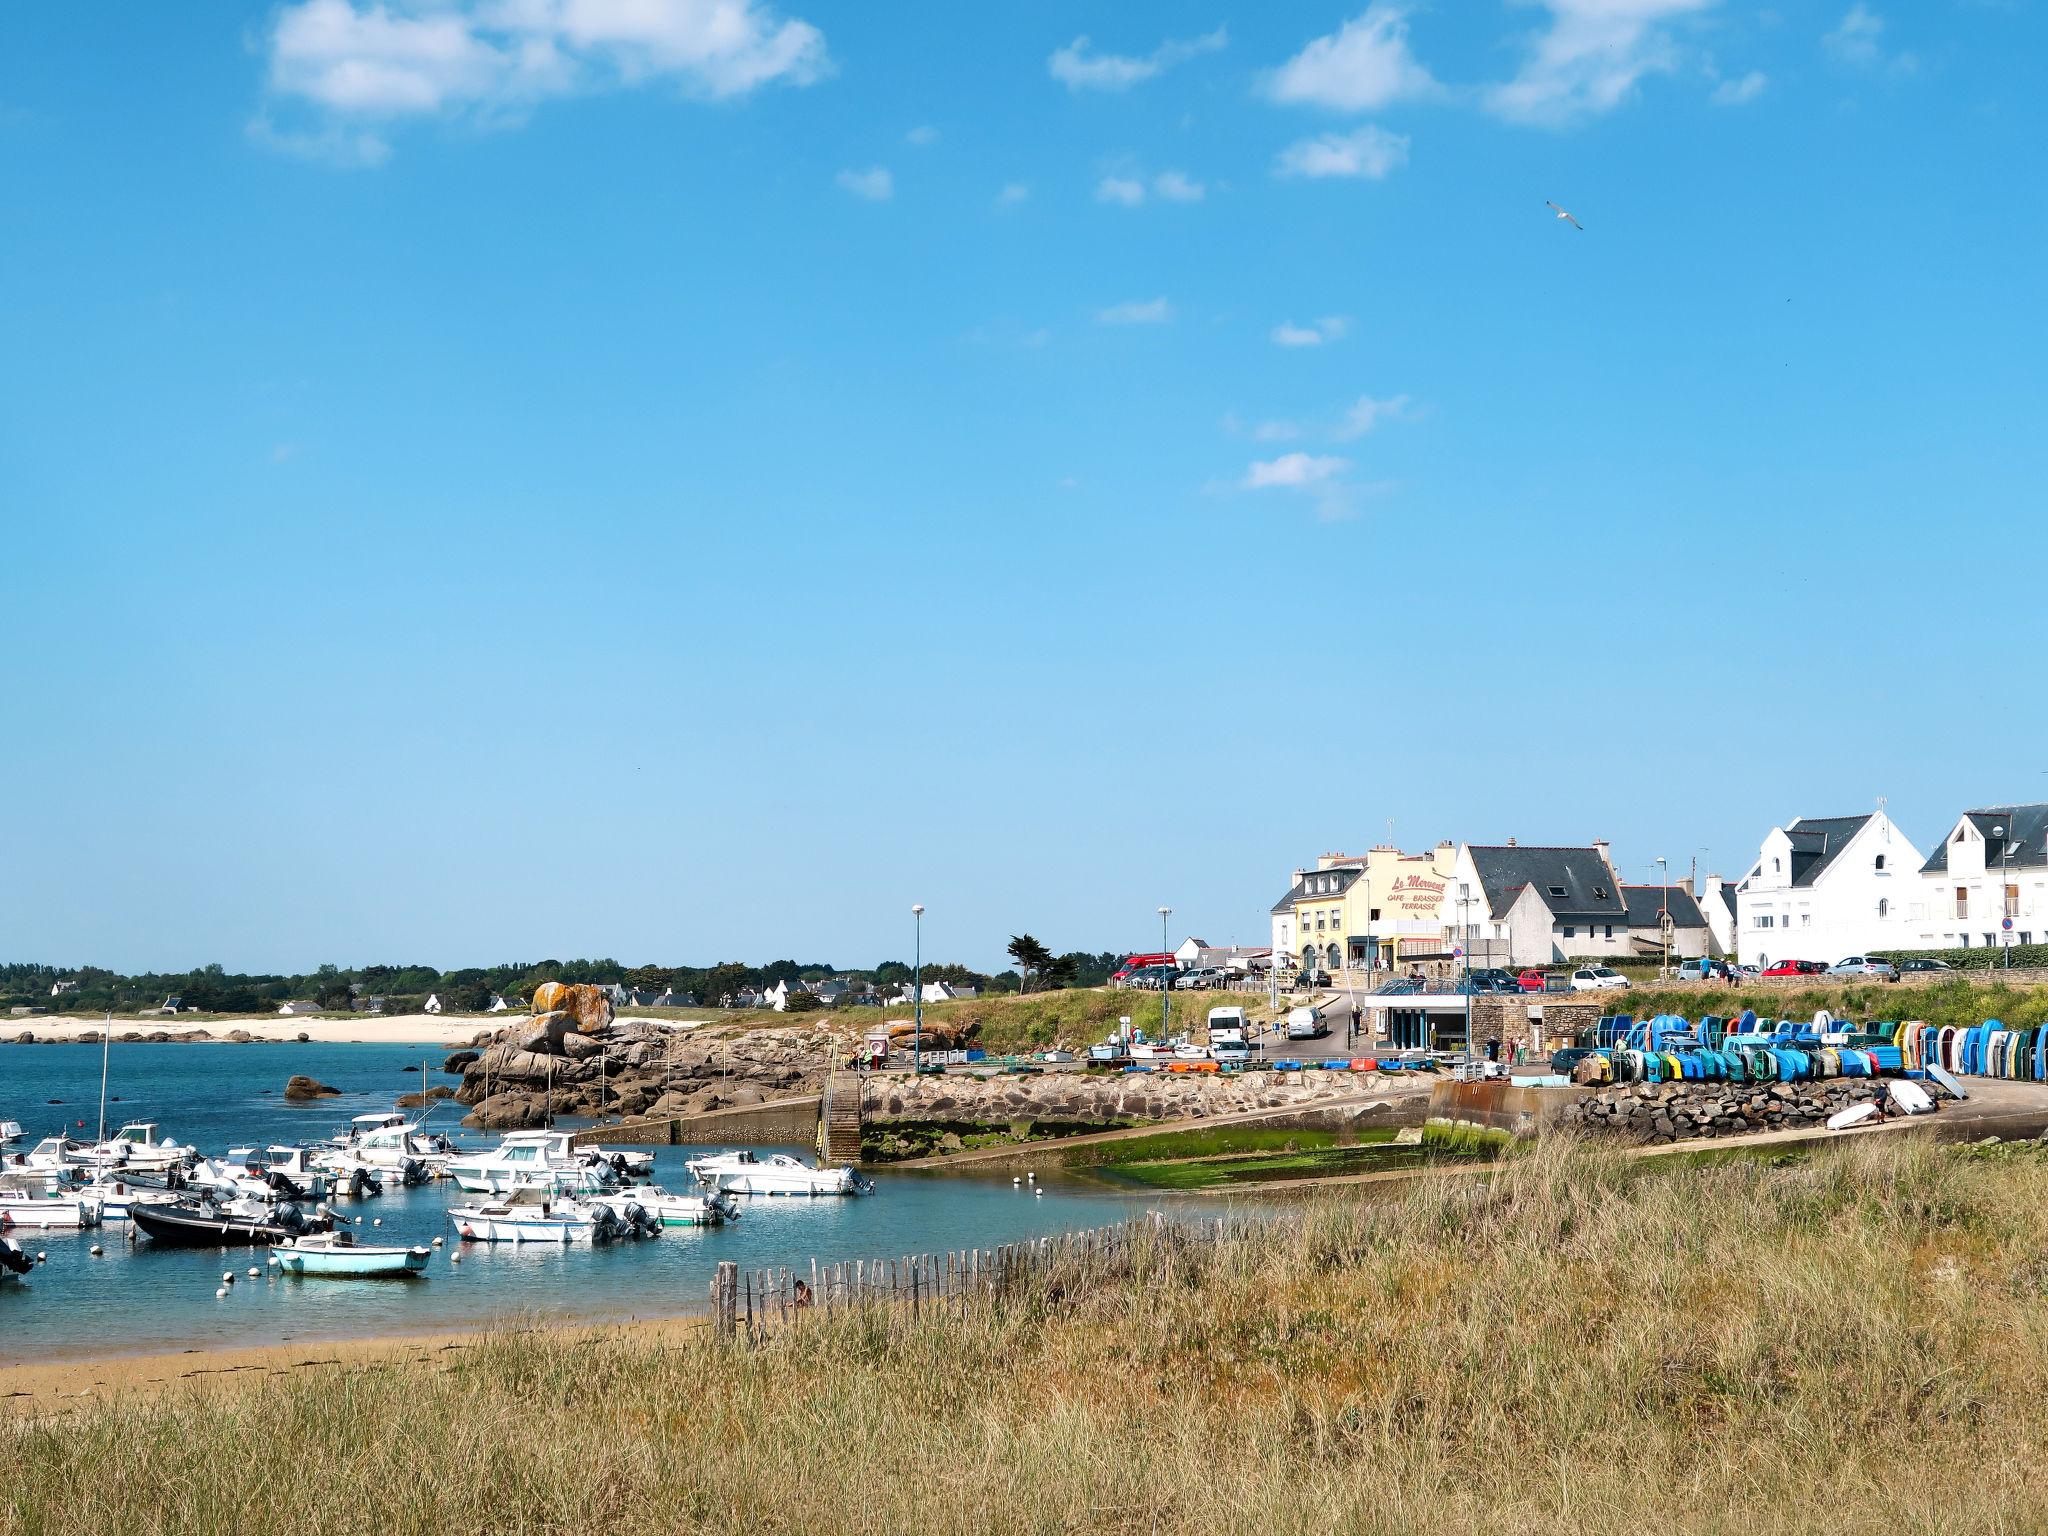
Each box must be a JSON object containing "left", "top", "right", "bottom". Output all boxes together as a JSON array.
[{"left": 0, "top": 952, "right": 1127, "bottom": 1016}]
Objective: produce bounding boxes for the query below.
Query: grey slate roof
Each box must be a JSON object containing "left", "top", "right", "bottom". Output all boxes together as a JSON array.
[
  {"left": 1621, "top": 885, "right": 1707, "bottom": 930},
  {"left": 1270, "top": 880, "right": 1306, "bottom": 915},
  {"left": 1920, "top": 804, "right": 2048, "bottom": 875},
  {"left": 1272, "top": 866, "right": 1362, "bottom": 913},
  {"left": 1467, "top": 846, "right": 1624, "bottom": 922},
  {"left": 1783, "top": 815, "right": 1872, "bottom": 886}
]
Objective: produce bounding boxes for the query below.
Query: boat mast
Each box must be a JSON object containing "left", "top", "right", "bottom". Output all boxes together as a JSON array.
[{"left": 97, "top": 1010, "right": 112, "bottom": 1146}]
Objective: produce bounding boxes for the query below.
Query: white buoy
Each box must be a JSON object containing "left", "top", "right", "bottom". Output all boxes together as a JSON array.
[
  {"left": 247, "top": 1266, "right": 260, "bottom": 1277},
  {"left": 431, "top": 1236, "right": 444, "bottom": 1247},
  {"left": 223, "top": 1270, "right": 236, "bottom": 1284},
  {"left": 216, "top": 1287, "right": 229, "bottom": 1298},
  {"left": 89, "top": 1244, "right": 103, "bottom": 1257},
  {"left": 268, "top": 1255, "right": 280, "bottom": 1268},
  {"left": 1026, "top": 1171, "right": 1035, "bottom": 1181},
  {"left": 1012, "top": 1176, "right": 1021, "bottom": 1185},
  {"left": 372, "top": 1217, "right": 382, "bottom": 1227},
  {"left": 1035, "top": 1188, "right": 1043, "bottom": 1197},
  {"left": 449, "top": 1252, "right": 461, "bottom": 1264},
  {"left": 35, "top": 1252, "right": 46, "bottom": 1264},
  {"left": 355, "top": 1216, "right": 364, "bottom": 1226}
]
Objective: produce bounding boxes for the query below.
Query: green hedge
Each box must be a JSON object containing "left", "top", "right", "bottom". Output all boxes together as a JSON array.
[{"left": 1873, "top": 944, "right": 2048, "bottom": 971}]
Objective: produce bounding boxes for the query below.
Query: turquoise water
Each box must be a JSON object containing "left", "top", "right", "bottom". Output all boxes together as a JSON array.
[{"left": 0, "top": 1041, "right": 1167, "bottom": 1363}]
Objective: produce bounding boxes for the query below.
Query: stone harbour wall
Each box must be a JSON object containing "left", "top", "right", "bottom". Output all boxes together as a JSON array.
[
  {"left": 866, "top": 1070, "right": 1404, "bottom": 1128},
  {"left": 1558, "top": 1080, "right": 1889, "bottom": 1144}
]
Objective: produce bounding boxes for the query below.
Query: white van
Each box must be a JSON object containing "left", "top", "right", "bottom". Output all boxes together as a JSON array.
[
  {"left": 1207, "top": 1005, "right": 1250, "bottom": 1062},
  {"left": 1285, "top": 1005, "right": 1327, "bottom": 1041}
]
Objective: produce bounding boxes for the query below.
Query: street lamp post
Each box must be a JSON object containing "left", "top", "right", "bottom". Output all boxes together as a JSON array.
[
  {"left": 1457, "top": 881, "right": 1472, "bottom": 1066},
  {"left": 1656, "top": 856, "right": 1669, "bottom": 978},
  {"left": 1158, "top": 906, "right": 1173, "bottom": 1040},
  {"left": 1995, "top": 826, "right": 2012, "bottom": 970},
  {"left": 911, "top": 904, "right": 925, "bottom": 1071}
]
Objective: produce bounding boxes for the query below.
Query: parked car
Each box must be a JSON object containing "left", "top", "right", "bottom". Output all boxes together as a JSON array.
[
  {"left": 1175, "top": 966, "right": 1227, "bottom": 991},
  {"left": 1129, "top": 965, "right": 1179, "bottom": 990},
  {"left": 1760, "top": 959, "right": 1827, "bottom": 977},
  {"left": 1898, "top": 957, "right": 1953, "bottom": 974},
  {"left": 1569, "top": 966, "right": 1630, "bottom": 992},
  {"left": 1465, "top": 976, "right": 1519, "bottom": 995},
  {"left": 1285, "top": 1005, "right": 1329, "bottom": 1040},
  {"left": 1674, "top": 958, "right": 1731, "bottom": 982},
  {"left": 1827, "top": 956, "right": 1900, "bottom": 980},
  {"left": 1516, "top": 969, "right": 1554, "bottom": 992},
  {"left": 1551, "top": 1046, "right": 1599, "bottom": 1076},
  {"left": 1469, "top": 968, "right": 1516, "bottom": 988},
  {"left": 1294, "top": 969, "right": 1332, "bottom": 990}
]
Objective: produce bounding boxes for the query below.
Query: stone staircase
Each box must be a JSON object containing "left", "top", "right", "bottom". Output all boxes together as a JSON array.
[{"left": 819, "top": 1069, "right": 865, "bottom": 1165}]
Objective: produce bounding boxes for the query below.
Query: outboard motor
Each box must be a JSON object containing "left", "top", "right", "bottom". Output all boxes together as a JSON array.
[
  {"left": 609, "top": 1153, "right": 631, "bottom": 1180},
  {"left": 275, "top": 1204, "right": 310, "bottom": 1236},
  {"left": 621, "top": 1202, "right": 661, "bottom": 1238},
  {"left": 588, "top": 1205, "right": 624, "bottom": 1244},
  {"left": 265, "top": 1170, "right": 308, "bottom": 1201},
  {"left": 0, "top": 1239, "right": 33, "bottom": 1276},
  {"left": 348, "top": 1168, "right": 382, "bottom": 1200},
  {"left": 398, "top": 1158, "right": 430, "bottom": 1188}
]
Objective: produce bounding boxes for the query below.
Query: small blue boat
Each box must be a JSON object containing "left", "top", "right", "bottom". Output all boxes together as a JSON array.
[{"left": 274, "top": 1231, "right": 429, "bottom": 1277}]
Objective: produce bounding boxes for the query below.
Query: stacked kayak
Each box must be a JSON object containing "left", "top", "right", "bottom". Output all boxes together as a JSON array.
[{"left": 1898, "top": 1018, "right": 2048, "bottom": 1083}]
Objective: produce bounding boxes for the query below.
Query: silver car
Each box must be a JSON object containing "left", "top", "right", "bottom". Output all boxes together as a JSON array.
[{"left": 1827, "top": 956, "right": 1899, "bottom": 979}]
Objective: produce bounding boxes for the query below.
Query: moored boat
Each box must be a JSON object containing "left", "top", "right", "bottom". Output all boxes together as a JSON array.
[
  {"left": 0, "top": 1184, "right": 98, "bottom": 1230},
  {"left": 684, "top": 1150, "right": 869, "bottom": 1197},
  {"left": 274, "top": 1231, "right": 430, "bottom": 1277},
  {"left": 446, "top": 1189, "right": 627, "bottom": 1244},
  {"left": 586, "top": 1185, "right": 733, "bottom": 1229},
  {"left": 0, "top": 1237, "right": 31, "bottom": 1281},
  {"left": 130, "top": 1196, "right": 329, "bottom": 1247}
]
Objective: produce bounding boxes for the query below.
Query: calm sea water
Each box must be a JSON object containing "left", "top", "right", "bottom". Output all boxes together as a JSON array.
[{"left": 0, "top": 1041, "right": 1170, "bottom": 1363}]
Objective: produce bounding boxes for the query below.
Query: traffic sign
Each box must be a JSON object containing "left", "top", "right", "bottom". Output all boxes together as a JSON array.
[
  {"left": 2004, "top": 917, "right": 2015, "bottom": 932},
  {"left": 1452, "top": 946, "right": 1465, "bottom": 959}
]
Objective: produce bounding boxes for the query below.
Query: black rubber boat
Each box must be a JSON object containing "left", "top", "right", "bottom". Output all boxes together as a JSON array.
[{"left": 130, "top": 1199, "right": 324, "bottom": 1248}]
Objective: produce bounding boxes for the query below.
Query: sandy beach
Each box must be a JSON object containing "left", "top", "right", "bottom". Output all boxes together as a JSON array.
[
  {"left": 0, "top": 1314, "right": 711, "bottom": 1417},
  {"left": 15, "top": 1012, "right": 497, "bottom": 1047}
]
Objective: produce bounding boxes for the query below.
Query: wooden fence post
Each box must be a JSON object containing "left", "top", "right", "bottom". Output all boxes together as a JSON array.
[{"left": 714, "top": 1261, "right": 738, "bottom": 1339}]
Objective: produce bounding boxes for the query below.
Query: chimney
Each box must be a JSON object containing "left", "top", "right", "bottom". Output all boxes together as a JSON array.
[
  {"left": 1594, "top": 839, "right": 1612, "bottom": 869},
  {"left": 1507, "top": 836, "right": 1517, "bottom": 847},
  {"left": 1678, "top": 875, "right": 1695, "bottom": 897}
]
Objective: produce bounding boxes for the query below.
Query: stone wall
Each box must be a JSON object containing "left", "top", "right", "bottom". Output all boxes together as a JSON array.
[
  {"left": 1463, "top": 999, "right": 1599, "bottom": 1054},
  {"left": 866, "top": 1069, "right": 1398, "bottom": 1128},
  {"left": 1558, "top": 1079, "right": 1889, "bottom": 1144}
]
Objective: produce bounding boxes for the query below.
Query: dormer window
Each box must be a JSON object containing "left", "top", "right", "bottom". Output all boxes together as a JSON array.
[
  {"left": 1875, "top": 854, "right": 1886, "bottom": 871},
  {"left": 1592, "top": 886, "right": 1609, "bottom": 900},
  {"left": 1547, "top": 885, "right": 1566, "bottom": 898}
]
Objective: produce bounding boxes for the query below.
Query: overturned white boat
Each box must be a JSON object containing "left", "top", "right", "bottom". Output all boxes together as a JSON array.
[{"left": 684, "top": 1150, "right": 868, "bottom": 1197}]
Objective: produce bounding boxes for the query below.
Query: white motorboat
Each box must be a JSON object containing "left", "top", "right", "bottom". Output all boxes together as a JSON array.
[
  {"left": 275, "top": 1231, "right": 429, "bottom": 1277},
  {"left": 6, "top": 1137, "right": 84, "bottom": 1183},
  {"left": 0, "top": 1186, "right": 99, "bottom": 1230},
  {"left": 586, "top": 1185, "right": 735, "bottom": 1229},
  {"left": 684, "top": 1151, "right": 868, "bottom": 1197},
  {"left": 0, "top": 1121, "right": 22, "bottom": 1145},
  {"left": 69, "top": 1122, "right": 192, "bottom": 1175},
  {"left": 314, "top": 1114, "right": 452, "bottom": 1182},
  {"left": 216, "top": 1146, "right": 334, "bottom": 1201},
  {"left": 445, "top": 1190, "right": 625, "bottom": 1244},
  {"left": 446, "top": 1131, "right": 619, "bottom": 1196}
]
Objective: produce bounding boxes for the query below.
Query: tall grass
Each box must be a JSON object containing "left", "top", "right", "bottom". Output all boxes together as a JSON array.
[{"left": 10, "top": 1136, "right": 2048, "bottom": 1534}]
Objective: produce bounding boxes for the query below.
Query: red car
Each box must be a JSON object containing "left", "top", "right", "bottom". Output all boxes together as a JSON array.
[
  {"left": 1761, "top": 959, "right": 1827, "bottom": 977},
  {"left": 1517, "top": 969, "right": 1552, "bottom": 992}
]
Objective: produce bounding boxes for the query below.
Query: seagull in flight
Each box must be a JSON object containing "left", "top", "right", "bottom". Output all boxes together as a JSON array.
[{"left": 1546, "top": 200, "right": 1583, "bottom": 231}]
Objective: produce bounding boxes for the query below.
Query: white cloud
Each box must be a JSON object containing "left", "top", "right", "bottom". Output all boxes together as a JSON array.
[
  {"left": 1048, "top": 27, "right": 1227, "bottom": 91},
  {"left": 1243, "top": 453, "right": 1349, "bottom": 490},
  {"left": 995, "top": 182, "right": 1030, "bottom": 206},
  {"left": 258, "top": 0, "right": 828, "bottom": 158},
  {"left": 1823, "top": 6, "right": 1914, "bottom": 72},
  {"left": 905, "top": 124, "right": 939, "bottom": 146},
  {"left": 1267, "top": 5, "right": 1438, "bottom": 111},
  {"left": 1152, "top": 170, "right": 1205, "bottom": 202},
  {"left": 1333, "top": 393, "right": 1414, "bottom": 438},
  {"left": 1096, "top": 297, "right": 1173, "bottom": 325},
  {"left": 1271, "top": 316, "right": 1350, "bottom": 348},
  {"left": 1273, "top": 125, "right": 1409, "bottom": 180},
  {"left": 1709, "top": 69, "right": 1766, "bottom": 104},
  {"left": 1485, "top": 0, "right": 1716, "bottom": 128},
  {"left": 836, "top": 165, "right": 892, "bottom": 201},
  {"left": 1095, "top": 175, "right": 1146, "bottom": 206}
]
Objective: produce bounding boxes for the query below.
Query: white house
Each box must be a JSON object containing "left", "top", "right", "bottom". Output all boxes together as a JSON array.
[
  {"left": 1173, "top": 937, "right": 1209, "bottom": 968},
  {"left": 1735, "top": 809, "right": 1921, "bottom": 966},
  {"left": 423, "top": 994, "right": 443, "bottom": 1014},
  {"left": 486, "top": 994, "right": 511, "bottom": 1013},
  {"left": 1450, "top": 842, "right": 1630, "bottom": 967},
  {"left": 276, "top": 999, "right": 321, "bottom": 1016},
  {"left": 1905, "top": 804, "right": 2048, "bottom": 951},
  {"left": 1620, "top": 884, "right": 1713, "bottom": 961},
  {"left": 1697, "top": 875, "right": 1738, "bottom": 957}
]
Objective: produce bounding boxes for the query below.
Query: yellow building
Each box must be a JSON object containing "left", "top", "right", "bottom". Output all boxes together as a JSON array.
[{"left": 1269, "top": 844, "right": 1460, "bottom": 974}]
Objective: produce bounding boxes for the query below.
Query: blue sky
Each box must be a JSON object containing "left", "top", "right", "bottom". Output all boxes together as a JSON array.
[{"left": 3, "top": 1, "right": 2044, "bottom": 975}]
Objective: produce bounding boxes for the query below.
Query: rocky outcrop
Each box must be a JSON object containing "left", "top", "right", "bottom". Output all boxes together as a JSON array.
[
  {"left": 1558, "top": 1080, "right": 1891, "bottom": 1144},
  {"left": 455, "top": 1018, "right": 835, "bottom": 1128},
  {"left": 284, "top": 1075, "right": 340, "bottom": 1099},
  {"left": 869, "top": 1069, "right": 1404, "bottom": 1128}
]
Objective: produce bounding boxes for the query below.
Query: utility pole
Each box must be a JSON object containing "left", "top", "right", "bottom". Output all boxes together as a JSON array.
[
  {"left": 911, "top": 904, "right": 925, "bottom": 1071},
  {"left": 1158, "top": 906, "right": 1173, "bottom": 1040}
]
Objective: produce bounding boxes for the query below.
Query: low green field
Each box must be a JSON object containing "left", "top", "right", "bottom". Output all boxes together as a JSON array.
[{"left": 1108, "top": 1131, "right": 1413, "bottom": 1189}]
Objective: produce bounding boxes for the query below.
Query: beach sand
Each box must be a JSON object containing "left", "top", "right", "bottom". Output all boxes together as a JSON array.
[
  {"left": 0, "top": 1313, "right": 711, "bottom": 1416},
  {"left": 19, "top": 1013, "right": 498, "bottom": 1047}
]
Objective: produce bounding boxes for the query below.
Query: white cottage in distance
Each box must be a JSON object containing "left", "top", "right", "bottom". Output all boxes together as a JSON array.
[
  {"left": 1905, "top": 804, "right": 2048, "bottom": 951},
  {"left": 1735, "top": 808, "right": 1922, "bottom": 966}
]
